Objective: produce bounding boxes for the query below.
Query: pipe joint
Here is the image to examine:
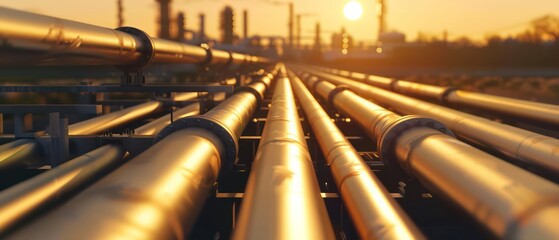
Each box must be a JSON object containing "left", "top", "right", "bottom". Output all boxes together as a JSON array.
[
  {"left": 309, "top": 78, "right": 325, "bottom": 93},
  {"left": 115, "top": 27, "right": 155, "bottom": 72},
  {"left": 249, "top": 73, "right": 272, "bottom": 89},
  {"left": 198, "top": 44, "right": 213, "bottom": 66},
  {"left": 327, "top": 85, "right": 353, "bottom": 110},
  {"left": 388, "top": 78, "right": 399, "bottom": 91},
  {"left": 234, "top": 86, "right": 264, "bottom": 110},
  {"left": 377, "top": 115, "right": 453, "bottom": 165},
  {"left": 155, "top": 115, "right": 237, "bottom": 171},
  {"left": 439, "top": 86, "right": 458, "bottom": 103}
]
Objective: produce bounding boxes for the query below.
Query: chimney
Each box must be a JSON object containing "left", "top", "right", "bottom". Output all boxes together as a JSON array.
[
  {"left": 199, "top": 13, "right": 205, "bottom": 42},
  {"left": 157, "top": 0, "right": 172, "bottom": 39},
  {"left": 177, "top": 12, "right": 185, "bottom": 42},
  {"left": 288, "top": 2, "right": 293, "bottom": 50},
  {"left": 117, "top": 0, "right": 124, "bottom": 27},
  {"left": 243, "top": 10, "right": 248, "bottom": 39}
]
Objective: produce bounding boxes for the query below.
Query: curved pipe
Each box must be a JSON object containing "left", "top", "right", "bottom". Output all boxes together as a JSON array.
[
  {"left": 317, "top": 66, "right": 559, "bottom": 126},
  {"left": 233, "top": 75, "right": 335, "bottom": 240},
  {"left": 6, "top": 71, "right": 274, "bottom": 239},
  {"left": 297, "top": 68, "right": 559, "bottom": 175},
  {"left": 293, "top": 67, "right": 559, "bottom": 239},
  {"left": 0, "top": 144, "right": 125, "bottom": 235},
  {"left": 0, "top": 7, "right": 272, "bottom": 68},
  {"left": 288, "top": 73, "right": 424, "bottom": 240}
]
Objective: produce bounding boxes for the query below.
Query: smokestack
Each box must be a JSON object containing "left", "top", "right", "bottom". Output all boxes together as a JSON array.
[
  {"left": 314, "top": 22, "right": 321, "bottom": 52},
  {"left": 296, "top": 14, "right": 301, "bottom": 50},
  {"left": 199, "top": 13, "right": 205, "bottom": 42},
  {"left": 157, "top": 0, "right": 172, "bottom": 39},
  {"left": 177, "top": 12, "right": 185, "bottom": 42},
  {"left": 117, "top": 0, "right": 124, "bottom": 27},
  {"left": 288, "top": 2, "right": 293, "bottom": 50},
  {"left": 220, "top": 6, "right": 234, "bottom": 44},
  {"left": 377, "top": 0, "right": 386, "bottom": 42},
  {"left": 243, "top": 10, "right": 248, "bottom": 39}
]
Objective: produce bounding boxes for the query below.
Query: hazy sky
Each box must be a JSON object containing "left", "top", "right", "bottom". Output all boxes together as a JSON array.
[{"left": 1, "top": 0, "right": 558, "bottom": 44}]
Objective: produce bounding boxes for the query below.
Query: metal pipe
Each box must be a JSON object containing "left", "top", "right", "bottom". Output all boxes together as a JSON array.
[
  {"left": 134, "top": 103, "right": 200, "bottom": 135},
  {"left": 0, "top": 7, "right": 271, "bottom": 68},
  {"left": 0, "top": 144, "right": 125, "bottom": 235},
  {"left": 318, "top": 67, "right": 559, "bottom": 125},
  {"left": 6, "top": 72, "right": 273, "bottom": 239},
  {"left": 297, "top": 67, "right": 559, "bottom": 175},
  {"left": 0, "top": 139, "right": 42, "bottom": 172},
  {"left": 293, "top": 66, "right": 559, "bottom": 239},
  {"left": 233, "top": 74, "right": 335, "bottom": 240},
  {"left": 69, "top": 101, "right": 162, "bottom": 135},
  {"left": 288, "top": 73, "right": 424, "bottom": 240}
]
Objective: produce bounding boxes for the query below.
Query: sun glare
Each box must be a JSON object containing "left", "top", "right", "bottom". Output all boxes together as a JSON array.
[{"left": 343, "top": 1, "right": 363, "bottom": 21}]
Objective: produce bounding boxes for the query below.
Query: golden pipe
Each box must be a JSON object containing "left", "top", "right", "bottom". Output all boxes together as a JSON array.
[
  {"left": 233, "top": 75, "right": 335, "bottom": 240},
  {"left": 297, "top": 67, "right": 559, "bottom": 175},
  {"left": 293, "top": 66, "right": 559, "bottom": 239},
  {"left": 6, "top": 71, "right": 274, "bottom": 239},
  {"left": 0, "top": 139, "right": 41, "bottom": 172},
  {"left": 316, "top": 66, "right": 559, "bottom": 126},
  {"left": 0, "top": 145, "right": 125, "bottom": 235},
  {"left": 0, "top": 7, "right": 272, "bottom": 67},
  {"left": 69, "top": 101, "right": 162, "bottom": 135},
  {"left": 134, "top": 103, "right": 200, "bottom": 136},
  {"left": 288, "top": 72, "right": 424, "bottom": 239},
  {"left": 6, "top": 128, "right": 224, "bottom": 239}
]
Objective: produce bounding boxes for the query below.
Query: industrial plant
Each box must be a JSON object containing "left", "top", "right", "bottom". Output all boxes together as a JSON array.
[{"left": 0, "top": 1, "right": 558, "bottom": 239}]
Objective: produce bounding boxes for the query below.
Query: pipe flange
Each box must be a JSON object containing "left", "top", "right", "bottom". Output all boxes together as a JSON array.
[
  {"left": 388, "top": 78, "right": 399, "bottom": 91},
  {"left": 155, "top": 115, "right": 238, "bottom": 169},
  {"left": 440, "top": 86, "right": 458, "bottom": 103},
  {"left": 198, "top": 44, "right": 213, "bottom": 66},
  {"left": 115, "top": 27, "right": 155, "bottom": 72},
  {"left": 249, "top": 73, "right": 271, "bottom": 88},
  {"left": 309, "top": 78, "right": 325, "bottom": 93},
  {"left": 234, "top": 86, "right": 264, "bottom": 111},
  {"left": 377, "top": 115, "right": 454, "bottom": 165},
  {"left": 327, "top": 85, "right": 352, "bottom": 109}
]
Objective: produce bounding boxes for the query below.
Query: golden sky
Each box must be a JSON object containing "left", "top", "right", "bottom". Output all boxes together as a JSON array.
[{"left": 1, "top": 0, "right": 558, "bottom": 44}]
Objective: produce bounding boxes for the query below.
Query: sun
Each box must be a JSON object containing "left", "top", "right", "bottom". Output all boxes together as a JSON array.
[{"left": 343, "top": 1, "right": 363, "bottom": 21}]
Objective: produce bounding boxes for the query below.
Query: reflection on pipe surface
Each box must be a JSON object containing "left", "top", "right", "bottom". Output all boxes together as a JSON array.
[
  {"left": 6, "top": 71, "right": 273, "bottom": 239},
  {"left": 0, "top": 139, "right": 42, "bottom": 172},
  {"left": 69, "top": 101, "right": 162, "bottom": 135},
  {"left": 134, "top": 103, "right": 200, "bottom": 135},
  {"left": 294, "top": 65, "right": 559, "bottom": 239},
  {"left": 0, "top": 145, "right": 125, "bottom": 235},
  {"left": 288, "top": 72, "right": 424, "bottom": 240},
  {"left": 233, "top": 74, "right": 335, "bottom": 240},
  {"left": 0, "top": 7, "right": 272, "bottom": 67},
  {"left": 298, "top": 68, "right": 559, "bottom": 175},
  {"left": 316, "top": 66, "right": 559, "bottom": 126}
]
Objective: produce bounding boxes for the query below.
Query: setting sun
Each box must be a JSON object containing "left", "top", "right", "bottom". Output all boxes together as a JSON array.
[{"left": 343, "top": 1, "right": 363, "bottom": 21}]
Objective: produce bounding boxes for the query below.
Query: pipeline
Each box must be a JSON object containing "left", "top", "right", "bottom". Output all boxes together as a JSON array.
[
  {"left": 0, "top": 89, "right": 203, "bottom": 172},
  {"left": 134, "top": 103, "right": 200, "bottom": 135},
  {"left": 5, "top": 71, "right": 273, "bottom": 239},
  {"left": 314, "top": 66, "right": 559, "bottom": 126},
  {"left": 69, "top": 101, "right": 162, "bottom": 135},
  {"left": 0, "top": 145, "right": 125, "bottom": 235},
  {"left": 0, "top": 7, "right": 272, "bottom": 69},
  {"left": 296, "top": 67, "right": 559, "bottom": 175},
  {"left": 0, "top": 140, "right": 42, "bottom": 172},
  {"left": 292, "top": 66, "right": 559, "bottom": 239},
  {"left": 232, "top": 72, "right": 335, "bottom": 239},
  {"left": 0, "top": 93, "right": 205, "bottom": 234},
  {"left": 288, "top": 72, "right": 424, "bottom": 239}
]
